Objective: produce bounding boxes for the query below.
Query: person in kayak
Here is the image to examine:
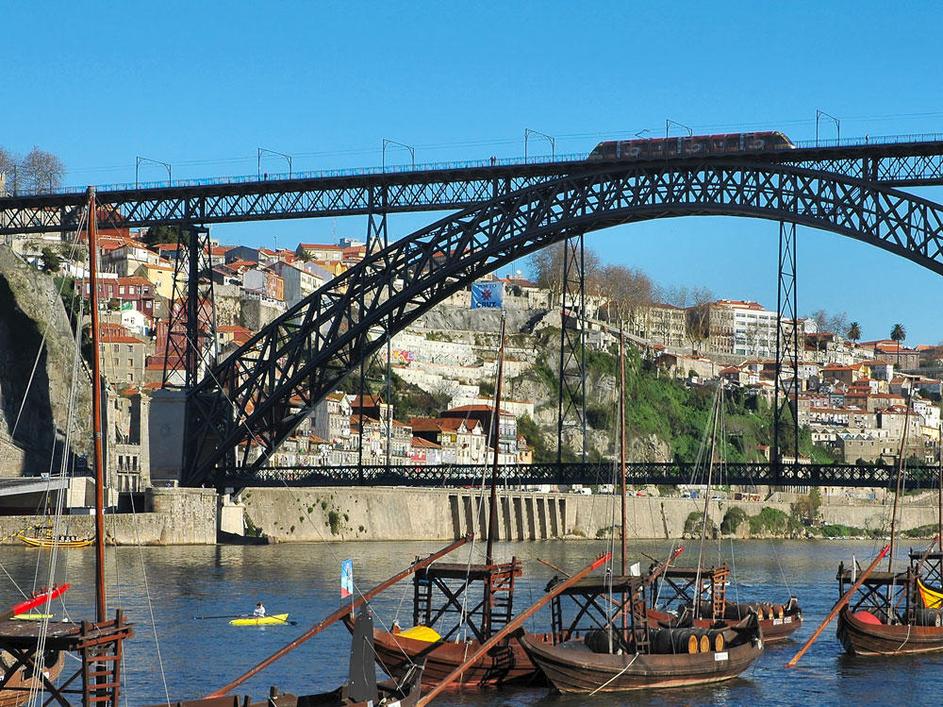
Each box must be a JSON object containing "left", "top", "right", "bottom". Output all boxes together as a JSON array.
[{"left": 253, "top": 602, "right": 266, "bottom": 618}]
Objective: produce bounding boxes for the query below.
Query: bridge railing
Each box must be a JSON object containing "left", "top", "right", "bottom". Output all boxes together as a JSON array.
[
  {"left": 9, "top": 151, "right": 589, "bottom": 198},
  {"left": 217, "top": 462, "right": 942, "bottom": 490},
  {"left": 12, "top": 131, "right": 943, "bottom": 199}
]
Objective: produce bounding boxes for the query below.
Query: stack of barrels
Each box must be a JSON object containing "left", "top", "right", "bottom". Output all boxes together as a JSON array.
[
  {"left": 702, "top": 601, "right": 785, "bottom": 621},
  {"left": 584, "top": 628, "right": 726, "bottom": 655},
  {"left": 650, "top": 627, "right": 726, "bottom": 655}
]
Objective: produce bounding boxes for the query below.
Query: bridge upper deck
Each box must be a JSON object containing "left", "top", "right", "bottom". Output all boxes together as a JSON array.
[{"left": 1, "top": 133, "right": 943, "bottom": 236}]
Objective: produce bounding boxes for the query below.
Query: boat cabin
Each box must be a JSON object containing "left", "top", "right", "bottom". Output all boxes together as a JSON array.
[
  {"left": 412, "top": 558, "right": 521, "bottom": 642},
  {"left": 546, "top": 574, "right": 653, "bottom": 653},
  {"left": 649, "top": 564, "right": 730, "bottom": 621}
]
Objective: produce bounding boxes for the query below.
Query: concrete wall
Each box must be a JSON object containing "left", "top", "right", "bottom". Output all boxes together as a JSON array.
[
  {"left": 0, "top": 487, "right": 216, "bottom": 545},
  {"left": 239, "top": 486, "right": 943, "bottom": 543}
]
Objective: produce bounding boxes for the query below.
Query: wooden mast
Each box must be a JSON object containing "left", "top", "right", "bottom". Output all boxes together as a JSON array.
[
  {"left": 485, "top": 314, "right": 506, "bottom": 568},
  {"left": 482, "top": 314, "right": 507, "bottom": 639},
  {"left": 938, "top": 423, "right": 942, "bottom": 552},
  {"left": 619, "top": 326, "right": 627, "bottom": 576},
  {"left": 888, "top": 394, "right": 913, "bottom": 572},
  {"left": 693, "top": 387, "right": 720, "bottom": 620},
  {"left": 87, "top": 186, "right": 107, "bottom": 623}
]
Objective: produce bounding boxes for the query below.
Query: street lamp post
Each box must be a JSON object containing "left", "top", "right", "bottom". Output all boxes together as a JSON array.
[
  {"left": 382, "top": 139, "right": 416, "bottom": 171},
  {"left": 135, "top": 156, "right": 172, "bottom": 189},
  {"left": 257, "top": 147, "right": 293, "bottom": 179},
  {"left": 815, "top": 110, "right": 841, "bottom": 146},
  {"left": 524, "top": 128, "right": 555, "bottom": 162},
  {"left": 665, "top": 119, "right": 693, "bottom": 138}
]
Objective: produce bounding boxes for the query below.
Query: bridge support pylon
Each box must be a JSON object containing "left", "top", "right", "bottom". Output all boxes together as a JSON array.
[
  {"left": 557, "top": 234, "right": 587, "bottom": 464},
  {"left": 772, "top": 221, "right": 800, "bottom": 486},
  {"left": 162, "top": 224, "right": 217, "bottom": 389}
]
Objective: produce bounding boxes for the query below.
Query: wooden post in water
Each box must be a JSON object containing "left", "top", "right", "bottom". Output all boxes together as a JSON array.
[
  {"left": 205, "top": 535, "right": 471, "bottom": 698},
  {"left": 87, "top": 187, "right": 107, "bottom": 624}
]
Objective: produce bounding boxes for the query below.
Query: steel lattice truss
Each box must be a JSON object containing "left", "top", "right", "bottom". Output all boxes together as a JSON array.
[
  {"left": 3, "top": 139, "right": 943, "bottom": 235},
  {"left": 185, "top": 161, "right": 943, "bottom": 486},
  {"left": 227, "top": 462, "right": 942, "bottom": 490}
]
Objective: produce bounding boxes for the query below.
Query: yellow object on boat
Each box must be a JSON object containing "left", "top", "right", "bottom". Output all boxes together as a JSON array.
[
  {"left": 229, "top": 613, "right": 289, "bottom": 626},
  {"left": 918, "top": 578, "right": 943, "bottom": 609},
  {"left": 397, "top": 625, "right": 441, "bottom": 643},
  {"left": 17, "top": 533, "right": 93, "bottom": 549},
  {"left": 13, "top": 613, "right": 53, "bottom": 620}
]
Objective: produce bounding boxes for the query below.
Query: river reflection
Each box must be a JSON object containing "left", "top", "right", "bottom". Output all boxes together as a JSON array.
[{"left": 1, "top": 538, "right": 940, "bottom": 705}]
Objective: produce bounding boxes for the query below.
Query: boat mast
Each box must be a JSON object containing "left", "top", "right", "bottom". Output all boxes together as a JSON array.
[
  {"left": 693, "top": 387, "right": 721, "bottom": 620},
  {"left": 485, "top": 314, "right": 507, "bottom": 568},
  {"left": 87, "top": 187, "right": 107, "bottom": 623},
  {"left": 619, "top": 326, "right": 627, "bottom": 576},
  {"left": 888, "top": 394, "right": 913, "bottom": 573},
  {"left": 938, "top": 422, "right": 942, "bottom": 552}
]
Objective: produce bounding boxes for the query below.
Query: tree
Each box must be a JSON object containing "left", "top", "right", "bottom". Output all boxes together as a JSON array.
[
  {"left": 40, "top": 247, "right": 61, "bottom": 273},
  {"left": 847, "top": 321, "right": 861, "bottom": 344},
  {"left": 890, "top": 323, "right": 907, "bottom": 366},
  {"left": 142, "top": 225, "right": 190, "bottom": 248},
  {"left": 18, "top": 146, "right": 64, "bottom": 193},
  {"left": 528, "top": 242, "right": 600, "bottom": 308},
  {"left": 0, "top": 147, "right": 15, "bottom": 194}
]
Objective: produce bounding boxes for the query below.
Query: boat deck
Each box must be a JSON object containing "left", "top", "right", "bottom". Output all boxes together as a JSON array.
[{"left": 419, "top": 560, "right": 522, "bottom": 581}]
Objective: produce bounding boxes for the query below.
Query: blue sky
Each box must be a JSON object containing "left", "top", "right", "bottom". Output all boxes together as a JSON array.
[{"left": 3, "top": 1, "right": 942, "bottom": 344}]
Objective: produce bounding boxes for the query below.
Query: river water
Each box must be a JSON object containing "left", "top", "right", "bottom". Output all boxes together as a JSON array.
[{"left": 2, "top": 538, "right": 942, "bottom": 705}]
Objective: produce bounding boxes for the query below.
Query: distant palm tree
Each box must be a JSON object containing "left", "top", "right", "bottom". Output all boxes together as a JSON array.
[
  {"left": 847, "top": 321, "right": 861, "bottom": 344},
  {"left": 890, "top": 323, "right": 907, "bottom": 366}
]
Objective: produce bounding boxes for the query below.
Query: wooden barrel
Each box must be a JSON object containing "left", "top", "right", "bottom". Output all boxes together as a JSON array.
[
  {"left": 712, "top": 630, "right": 726, "bottom": 652},
  {"left": 698, "top": 631, "right": 711, "bottom": 653},
  {"left": 651, "top": 628, "right": 675, "bottom": 654},
  {"left": 684, "top": 631, "right": 699, "bottom": 654},
  {"left": 773, "top": 604, "right": 785, "bottom": 619},
  {"left": 756, "top": 606, "right": 765, "bottom": 620}
]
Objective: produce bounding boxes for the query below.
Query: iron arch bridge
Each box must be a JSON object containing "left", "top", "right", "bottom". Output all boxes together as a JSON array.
[{"left": 182, "top": 157, "right": 943, "bottom": 487}]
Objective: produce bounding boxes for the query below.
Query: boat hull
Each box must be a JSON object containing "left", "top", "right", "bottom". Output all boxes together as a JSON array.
[
  {"left": 0, "top": 650, "right": 65, "bottom": 707},
  {"left": 837, "top": 606, "right": 943, "bottom": 656},
  {"left": 520, "top": 631, "right": 763, "bottom": 694},
  {"left": 345, "top": 617, "right": 544, "bottom": 688}
]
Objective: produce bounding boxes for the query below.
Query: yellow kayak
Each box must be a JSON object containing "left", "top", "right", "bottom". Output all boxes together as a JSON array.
[
  {"left": 13, "top": 613, "right": 53, "bottom": 620},
  {"left": 229, "top": 613, "right": 289, "bottom": 626}
]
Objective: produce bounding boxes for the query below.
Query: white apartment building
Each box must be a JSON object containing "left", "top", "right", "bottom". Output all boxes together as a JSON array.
[{"left": 706, "top": 300, "right": 778, "bottom": 357}]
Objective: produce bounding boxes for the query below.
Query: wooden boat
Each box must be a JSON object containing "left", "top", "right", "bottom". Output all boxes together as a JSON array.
[
  {"left": 652, "top": 564, "right": 803, "bottom": 643},
  {"left": 519, "top": 573, "right": 765, "bottom": 694},
  {"left": 835, "top": 561, "right": 943, "bottom": 656},
  {"left": 520, "top": 339, "right": 764, "bottom": 694},
  {"left": 17, "top": 532, "right": 93, "bottom": 549},
  {"left": 917, "top": 577, "right": 943, "bottom": 609},
  {"left": 229, "top": 613, "right": 289, "bottom": 626},
  {"left": 0, "top": 648, "right": 65, "bottom": 707},
  {"left": 350, "top": 317, "right": 544, "bottom": 688}
]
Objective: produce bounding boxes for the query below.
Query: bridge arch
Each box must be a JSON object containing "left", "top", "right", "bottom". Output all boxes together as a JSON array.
[{"left": 186, "top": 160, "right": 943, "bottom": 486}]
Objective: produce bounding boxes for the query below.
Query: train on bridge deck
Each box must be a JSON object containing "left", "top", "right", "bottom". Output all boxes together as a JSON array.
[{"left": 588, "top": 131, "right": 796, "bottom": 161}]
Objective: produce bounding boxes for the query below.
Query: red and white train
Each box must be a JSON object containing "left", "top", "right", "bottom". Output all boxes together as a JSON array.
[{"left": 588, "top": 131, "right": 795, "bottom": 161}]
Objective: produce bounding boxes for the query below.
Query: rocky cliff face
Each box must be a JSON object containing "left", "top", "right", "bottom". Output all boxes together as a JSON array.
[{"left": 0, "top": 246, "right": 90, "bottom": 475}]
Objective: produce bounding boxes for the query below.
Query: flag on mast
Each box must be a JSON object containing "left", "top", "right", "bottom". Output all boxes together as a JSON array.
[
  {"left": 471, "top": 280, "right": 504, "bottom": 309},
  {"left": 340, "top": 559, "right": 354, "bottom": 599}
]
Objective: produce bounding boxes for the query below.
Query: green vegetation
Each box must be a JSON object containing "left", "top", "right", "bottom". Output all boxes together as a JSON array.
[
  {"left": 748, "top": 507, "right": 801, "bottom": 536},
  {"left": 904, "top": 524, "right": 940, "bottom": 538},
  {"left": 791, "top": 488, "right": 823, "bottom": 525},
  {"left": 720, "top": 507, "right": 749, "bottom": 535},
  {"left": 684, "top": 511, "right": 717, "bottom": 538},
  {"left": 818, "top": 524, "right": 881, "bottom": 539},
  {"left": 517, "top": 414, "right": 553, "bottom": 462},
  {"left": 327, "top": 510, "right": 342, "bottom": 535}
]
